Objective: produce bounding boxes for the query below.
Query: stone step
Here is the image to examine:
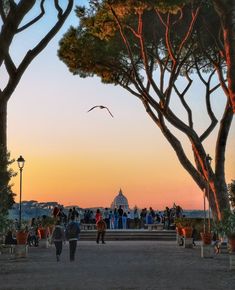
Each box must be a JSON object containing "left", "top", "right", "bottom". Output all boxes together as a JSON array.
[{"left": 80, "top": 230, "right": 176, "bottom": 241}]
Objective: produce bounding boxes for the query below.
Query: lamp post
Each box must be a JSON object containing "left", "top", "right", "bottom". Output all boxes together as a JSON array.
[
  {"left": 17, "top": 155, "right": 25, "bottom": 230},
  {"left": 205, "top": 154, "right": 212, "bottom": 233},
  {"left": 203, "top": 187, "right": 207, "bottom": 234}
]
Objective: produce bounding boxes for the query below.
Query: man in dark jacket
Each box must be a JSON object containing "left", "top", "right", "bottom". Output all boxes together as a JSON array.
[{"left": 65, "top": 215, "right": 80, "bottom": 261}]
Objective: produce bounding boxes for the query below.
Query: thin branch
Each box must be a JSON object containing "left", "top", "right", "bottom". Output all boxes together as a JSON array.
[
  {"left": 155, "top": 9, "right": 176, "bottom": 64},
  {"left": 144, "top": 101, "right": 207, "bottom": 193},
  {"left": 172, "top": 7, "right": 183, "bottom": 25},
  {"left": 0, "top": 1, "right": 6, "bottom": 23},
  {"left": 173, "top": 74, "right": 193, "bottom": 128},
  {"left": 195, "top": 62, "right": 207, "bottom": 85},
  {"left": 137, "top": 11, "right": 164, "bottom": 101},
  {"left": 3, "top": 0, "right": 74, "bottom": 103},
  {"left": 201, "top": 13, "right": 225, "bottom": 58},
  {"left": 109, "top": 4, "right": 163, "bottom": 109},
  {"left": 200, "top": 70, "right": 218, "bottom": 141},
  {"left": 54, "top": 0, "right": 63, "bottom": 18},
  {"left": 178, "top": 7, "right": 200, "bottom": 54},
  {"left": 4, "top": 53, "right": 16, "bottom": 77},
  {"left": 209, "top": 82, "right": 223, "bottom": 94},
  {"left": 214, "top": 63, "right": 229, "bottom": 97},
  {"left": 17, "top": 0, "right": 46, "bottom": 33}
]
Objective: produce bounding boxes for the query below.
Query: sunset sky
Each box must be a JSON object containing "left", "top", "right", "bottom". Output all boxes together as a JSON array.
[{"left": 4, "top": 1, "right": 235, "bottom": 210}]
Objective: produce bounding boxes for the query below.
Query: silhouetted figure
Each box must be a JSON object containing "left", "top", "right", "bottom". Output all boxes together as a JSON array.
[
  {"left": 96, "top": 216, "right": 107, "bottom": 244},
  {"left": 65, "top": 216, "right": 80, "bottom": 262},
  {"left": 5, "top": 230, "right": 17, "bottom": 245},
  {"left": 52, "top": 221, "right": 65, "bottom": 262}
]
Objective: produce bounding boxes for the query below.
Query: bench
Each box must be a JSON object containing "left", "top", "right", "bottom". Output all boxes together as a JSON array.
[
  {"left": 0, "top": 244, "right": 15, "bottom": 254},
  {"left": 80, "top": 224, "right": 96, "bottom": 230}
]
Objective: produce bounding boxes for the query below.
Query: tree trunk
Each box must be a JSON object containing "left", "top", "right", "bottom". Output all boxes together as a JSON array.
[
  {"left": 213, "top": 0, "right": 235, "bottom": 113},
  {"left": 0, "top": 100, "right": 7, "bottom": 149}
]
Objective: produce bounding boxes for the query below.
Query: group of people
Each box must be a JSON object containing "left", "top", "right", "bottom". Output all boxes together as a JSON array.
[
  {"left": 52, "top": 215, "right": 80, "bottom": 262},
  {"left": 51, "top": 208, "right": 107, "bottom": 262},
  {"left": 52, "top": 206, "right": 79, "bottom": 225},
  {"left": 4, "top": 203, "right": 183, "bottom": 262},
  {"left": 50, "top": 203, "right": 183, "bottom": 262},
  {"left": 88, "top": 204, "right": 183, "bottom": 230}
]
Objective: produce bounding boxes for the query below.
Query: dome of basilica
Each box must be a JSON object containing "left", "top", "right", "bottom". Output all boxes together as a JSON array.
[{"left": 111, "top": 189, "right": 129, "bottom": 211}]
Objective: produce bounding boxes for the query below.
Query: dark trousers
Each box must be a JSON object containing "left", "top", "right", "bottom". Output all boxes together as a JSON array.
[
  {"left": 54, "top": 241, "right": 62, "bottom": 256},
  {"left": 96, "top": 231, "right": 105, "bottom": 243},
  {"left": 69, "top": 240, "right": 77, "bottom": 261},
  {"left": 105, "top": 218, "right": 110, "bottom": 229},
  {"left": 118, "top": 217, "right": 123, "bottom": 229}
]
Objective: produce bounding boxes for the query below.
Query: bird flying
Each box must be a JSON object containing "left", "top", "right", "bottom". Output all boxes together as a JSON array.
[{"left": 87, "top": 105, "right": 114, "bottom": 117}]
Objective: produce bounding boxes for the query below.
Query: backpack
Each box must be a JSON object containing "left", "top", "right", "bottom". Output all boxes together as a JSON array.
[
  {"left": 66, "top": 222, "right": 80, "bottom": 239},
  {"left": 53, "top": 226, "right": 63, "bottom": 240}
]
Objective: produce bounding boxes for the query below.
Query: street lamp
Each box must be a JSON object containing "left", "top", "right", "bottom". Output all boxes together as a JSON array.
[
  {"left": 17, "top": 155, "right": 25, "bottom": 230},
  {"left": 205, "top": 154, "right": 212, "bottom": 233}
]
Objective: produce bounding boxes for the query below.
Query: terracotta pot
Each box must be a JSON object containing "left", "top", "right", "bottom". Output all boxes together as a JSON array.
[
  {"left": 38, "top": 228, "right": 48, "bottom": 239},
  {"left": 176, "top": 226, "right": 183, "bottom": 236},
  {"left": 200, "top": 232, "right": 212, "bottom": 245},
  {"left": 229, "top": 237, "right": 235, "bottom": 252},
  {"left": 182, "top": 226, "right": 193, "bottom": 238},
  {"left": 16, "top": 231, "right": 28, "bottom": 245}
]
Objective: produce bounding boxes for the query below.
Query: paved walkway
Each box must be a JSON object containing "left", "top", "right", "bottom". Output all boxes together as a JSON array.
[{"left": 0, "top": 241, "right": 234, "bottom": 290}]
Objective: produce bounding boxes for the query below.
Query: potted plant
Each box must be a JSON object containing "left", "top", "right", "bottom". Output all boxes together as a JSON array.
[
  {"left": 217, "top": 181, "right": 235, "bottom": 252},
  {"left": 16, "top": 229, "right": 28, "bottom": 245},
  {"left": 175, "top": 218, "right": 193, "bottom": 238},
  {"left": 200, "top": 231, "right": 212, "bottom": 245},
  {"left": 38, "top": 216, "right": 55, "bottom": 239},
  {"left": 214, "top": 209, "right": 235, "bottom": 252}
]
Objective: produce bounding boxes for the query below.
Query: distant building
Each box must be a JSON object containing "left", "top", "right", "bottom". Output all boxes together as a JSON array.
[{"left": 111, "top": 189, "right": 129, "bottom": 211}]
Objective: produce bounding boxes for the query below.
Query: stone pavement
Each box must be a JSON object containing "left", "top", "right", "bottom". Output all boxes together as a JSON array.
[{"left": 0, "top": 241, "right": 234, "bottom": 290}]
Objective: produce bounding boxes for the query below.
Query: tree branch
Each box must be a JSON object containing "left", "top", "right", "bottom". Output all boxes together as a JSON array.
[
  {"left": 54, "top": 0, "right": 63, "bottom": 19},
  {"left": 173, "top": 74, "right": 193, "bottom": 128},
  {"left": 144, "top": 100, "right": 207, "bottom": 192},
  {"left": 3, "top": 0, "right": 74, "bottom": 102},
  {"left": 17, "top": 0, "right": 45, "bottom": 33},
  {"left": 177, "top": 7, "right": 200, "bottom": 55},
  {"left": 4, "top": 52, "right": 17, "bottom": 78},
  {"left": 0, "top": 1, "right": 6, "bottom": 23}
]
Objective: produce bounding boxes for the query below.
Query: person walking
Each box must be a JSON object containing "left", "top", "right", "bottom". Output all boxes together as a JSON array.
[
  {"left": 51, "top": 221, "right": 65, "bottom": 262},
  {"left": 96, "top": 216, "right": 107, "bottom": 244},
  {"left": 65, "top": 215, "right": 80, "bottom": 262}
]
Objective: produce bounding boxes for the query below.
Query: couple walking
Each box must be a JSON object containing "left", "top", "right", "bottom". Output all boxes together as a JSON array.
[{"left": 52, "top": 215, "right": 80, "bottom": 262}]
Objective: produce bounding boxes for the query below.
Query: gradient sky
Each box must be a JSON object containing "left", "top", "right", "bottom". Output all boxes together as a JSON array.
[{"left": 3, "top": 1, "right": 235, "bottom": 210}]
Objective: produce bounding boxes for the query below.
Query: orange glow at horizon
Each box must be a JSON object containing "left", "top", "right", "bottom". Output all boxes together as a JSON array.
[{"left": 10, "top": 140, "right": 234, "bottom": 211}]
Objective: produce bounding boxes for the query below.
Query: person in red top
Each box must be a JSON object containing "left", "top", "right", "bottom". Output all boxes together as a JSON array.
[
  {"left": 96, "top": 216, "right": 107, "bottom": 244},
  {"left": 95, "top": 209, "right": 101, "bottom": 223}
]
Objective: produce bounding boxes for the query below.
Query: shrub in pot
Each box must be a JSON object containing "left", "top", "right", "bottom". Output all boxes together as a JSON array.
[
  {"left": 214, "top": 210, "right": 235, "bottom": 252},
  {"left": 175, "top": 218, "right": 193, "bottom": 238}
]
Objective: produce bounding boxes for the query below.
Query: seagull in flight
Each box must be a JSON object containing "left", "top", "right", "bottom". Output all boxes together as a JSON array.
[{"left": 87, "top": 105, "right": 114, "bottom": 117}]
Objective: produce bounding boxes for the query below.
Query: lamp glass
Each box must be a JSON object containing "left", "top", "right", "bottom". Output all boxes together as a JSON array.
[{"left": 17, "top": 155, "right": 25, "bottom": 169}]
